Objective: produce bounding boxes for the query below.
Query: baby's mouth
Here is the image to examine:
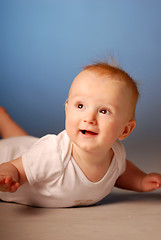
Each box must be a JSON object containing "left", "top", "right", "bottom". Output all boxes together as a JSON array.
[{"left": 81, "top": 130, "right": 98, "bottom": 136}]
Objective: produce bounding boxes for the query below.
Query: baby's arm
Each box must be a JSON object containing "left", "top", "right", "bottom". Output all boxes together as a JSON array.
[
  {"left": 0, "top": 157, "right": 27, "bottom": 192},
  {"left": 115, "top": 160, "right": 161, "bottom": 192}
]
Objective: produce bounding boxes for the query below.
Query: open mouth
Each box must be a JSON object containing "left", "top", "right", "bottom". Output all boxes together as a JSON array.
[{"left": 81, "top": 130, "right": 98, "bottom": 136}]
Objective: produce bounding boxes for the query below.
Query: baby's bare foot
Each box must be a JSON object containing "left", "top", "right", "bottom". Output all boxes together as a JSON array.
[
  {"left": 0, "top": 107, "right": 7, "bottom": 113},
  {"left": 0, "top": 107, "right": 13, "bottom": 134},
  {"left": 0, "top": 107, "right": 10, "bottom": 120},
  {"left": 0, "top": 106, "right": 28, "bottom": 138}
]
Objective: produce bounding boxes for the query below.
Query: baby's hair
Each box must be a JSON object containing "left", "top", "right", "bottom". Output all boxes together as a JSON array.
[{"left": 82, "top": 61, "right": 139, "bottom": 119}]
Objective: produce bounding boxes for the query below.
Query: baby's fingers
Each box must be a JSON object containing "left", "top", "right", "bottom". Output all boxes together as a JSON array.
[
  {"left": 149, "top": 174, "right": 161, "bottom": 185},
  {"left": 0, "top": 176, "right": 20, "bottom": 192},
  {"left": 146, "top": 182, "right": 160, "bottom": 192},
  {"left": 5, "top": 176, "right": 20, "bottom": 192},
  {"left": 9, "top": 182, "right": 20, "bottom": 193},
  {"left": 0, "top": 176, "right": 9, "bottom": 191},
  {"left": 143, "top": 173, "right": 161, "bottom": 192}
]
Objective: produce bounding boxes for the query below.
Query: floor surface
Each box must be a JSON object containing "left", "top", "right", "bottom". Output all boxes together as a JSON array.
[{"left": 0, "top": 188, "right": 161, "bottom": 240}]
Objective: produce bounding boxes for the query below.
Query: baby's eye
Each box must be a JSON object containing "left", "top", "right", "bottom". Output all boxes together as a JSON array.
[
  {"left": 99, "top": 109, "right": 110, "bottom": 115},
  {"left": 77, "top": 103, "right": 84, "bottom": 109}
]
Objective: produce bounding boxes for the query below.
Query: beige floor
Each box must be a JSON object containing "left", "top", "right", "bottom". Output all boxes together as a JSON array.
[
  {"left": 0, "top": 139, "right": 161, "bottom": 240},
  {"left": 0, "top": 188, "right": 161, "bottom": 240}
]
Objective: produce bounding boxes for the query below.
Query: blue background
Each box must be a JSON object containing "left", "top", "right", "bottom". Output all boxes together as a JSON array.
[{"left": 1, "top": 0, "right": 161, "bottom": 148}]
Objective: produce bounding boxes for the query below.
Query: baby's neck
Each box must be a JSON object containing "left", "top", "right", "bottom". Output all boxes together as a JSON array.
[{"left": 72, "top": 144, "right": 114, "bottom": 182}]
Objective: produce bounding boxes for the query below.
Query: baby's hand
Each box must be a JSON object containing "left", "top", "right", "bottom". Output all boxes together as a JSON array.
[
  {"left": 141, "top": 173, "right": 161, "bottom": 192},
  {"left": 0, "top": 175, "right": 20, "bottom": 193}
]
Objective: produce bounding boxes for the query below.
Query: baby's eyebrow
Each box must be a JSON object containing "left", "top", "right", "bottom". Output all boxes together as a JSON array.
[
  {"left": 68, "top": 95, "right": 86, "bottom": 101},
  {"left": 105, "top": 103, "right": 119, "bottom": 110}
]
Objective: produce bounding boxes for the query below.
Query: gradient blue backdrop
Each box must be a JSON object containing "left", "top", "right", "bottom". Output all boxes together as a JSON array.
[{"left": 1, "top": 0, "right": 161, "bottom": 147}]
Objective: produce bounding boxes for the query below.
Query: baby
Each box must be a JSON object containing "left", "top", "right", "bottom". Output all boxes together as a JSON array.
[{"left": 0, "top": 62, "right": 161, "bottom": 207}]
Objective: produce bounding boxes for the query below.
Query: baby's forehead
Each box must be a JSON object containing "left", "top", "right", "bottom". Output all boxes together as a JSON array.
[{"left": 68, "top": 71, "right": 131, "bottom": 102}]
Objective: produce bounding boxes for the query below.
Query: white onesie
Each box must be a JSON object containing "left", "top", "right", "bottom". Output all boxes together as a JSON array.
[{"left": 0, "top": 130, "right": 126, "bottom": 207}]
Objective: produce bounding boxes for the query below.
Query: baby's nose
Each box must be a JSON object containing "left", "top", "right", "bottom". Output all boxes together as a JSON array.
[
  {"left": 83, "top": 112, "right": 97, "bottom": 125},
  {"left": 83, "top": 119, "right": 96, "bottom": 124}
]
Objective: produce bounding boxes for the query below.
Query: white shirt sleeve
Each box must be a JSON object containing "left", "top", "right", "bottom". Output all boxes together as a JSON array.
[
  {"left": 113, "top": 140, "right": 126, "bottom": 176},
  {"left": 22, "top": 135, "right": 64, "bottom": 185}
]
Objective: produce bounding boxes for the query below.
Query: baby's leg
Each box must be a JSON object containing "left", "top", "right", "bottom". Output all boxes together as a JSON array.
[{"left": 0, "top": 107, "right": 28, "bottom": 139}]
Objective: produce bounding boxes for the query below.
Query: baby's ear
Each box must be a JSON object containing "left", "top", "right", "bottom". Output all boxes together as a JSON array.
[
  {"left": 118, "top": 120, "right": 136, "bottom": 141},
  {"left": 65, "top": 100, "right": 68, "bottom": 111}
]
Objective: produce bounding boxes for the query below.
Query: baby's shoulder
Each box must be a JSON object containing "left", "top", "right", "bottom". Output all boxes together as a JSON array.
[
  {"left": 112, "top": 140, "right": 125, "bottom": 156},
  {"left": 112, "top": 140, "right": 126, "bottom": 175}
]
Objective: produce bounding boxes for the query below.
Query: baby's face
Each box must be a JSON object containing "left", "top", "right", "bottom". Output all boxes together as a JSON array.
[{"left": 65, "top": 70, "right": 134, "bottom": 153}]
